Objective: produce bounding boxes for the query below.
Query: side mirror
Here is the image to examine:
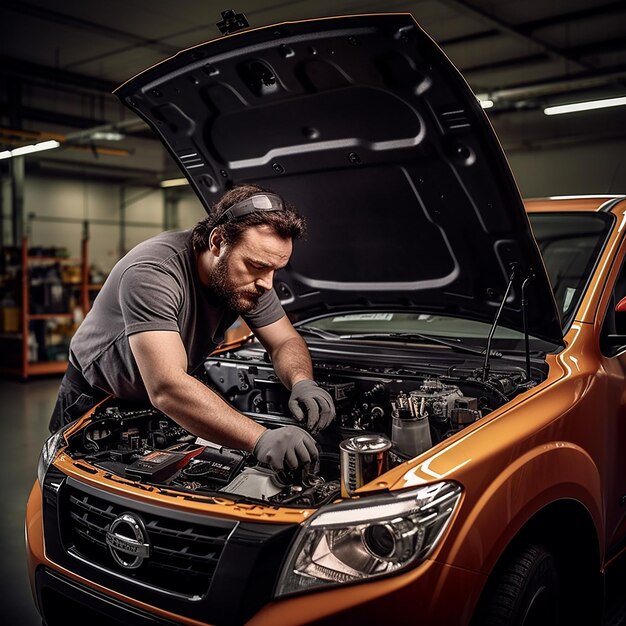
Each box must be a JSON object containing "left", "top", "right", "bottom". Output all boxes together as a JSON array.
[
  {"left": 602, "top": 334, "right": 626, "bottom": 354},
  {"left": 603, "top": 297, "right": 626, "bottom": 354}
]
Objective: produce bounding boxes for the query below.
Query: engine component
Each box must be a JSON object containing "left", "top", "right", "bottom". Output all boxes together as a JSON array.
[
  {"left": 396, "top": 379, "right": 464, "bottom": 423},
  {"left": 340, "top": 434, "right": 392, "bottom": 496},
  {"left": 182, "top": 446, "right": 246, "bottom": 484},
  {"left": 220, "top": 466, "right": 284, "bottom": 499},
  {"left": 121, "top": 427, "right": 141, "bottom": 450},
  {"left": 323, "top": 381, "right": 356, "bottom": 402},
  {"left": 391, "top": 407, "right": 432, "bottom": 458},
  {"left": 66, "top": 351, "right": 540, "bottom": 508},
  {"left": 450, "top": 396, "right": 481, "bottom": 427}
]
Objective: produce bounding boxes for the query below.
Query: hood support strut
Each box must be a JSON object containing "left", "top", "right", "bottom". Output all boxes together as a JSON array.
[
  {"left": 521, "top": 277, "right": 532, "bottom": 380},
  {"left": 482, "top": 265, "right": 528, "bottom": 381}
]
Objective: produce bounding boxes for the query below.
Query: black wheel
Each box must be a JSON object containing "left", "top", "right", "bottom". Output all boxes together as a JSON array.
[{"left": 480, "top": 544, "right": 559, "bottom": 626}]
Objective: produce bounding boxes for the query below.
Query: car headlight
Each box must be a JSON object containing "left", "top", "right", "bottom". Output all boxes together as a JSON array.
[
  {"left": 275, "top": 481, "right": 462, "bottom": 597},
  {"left": 37, "top": 428, "right": 68, "bottom": 486}
]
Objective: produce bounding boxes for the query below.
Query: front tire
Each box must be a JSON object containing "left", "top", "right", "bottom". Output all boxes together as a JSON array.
[{"left": 480, "top": 544, "right": 559, "bottom": 626}]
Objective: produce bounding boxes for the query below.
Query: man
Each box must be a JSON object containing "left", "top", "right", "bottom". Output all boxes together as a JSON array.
[{"left": 49, "top": 183, "right": 335, "bottom": 472}]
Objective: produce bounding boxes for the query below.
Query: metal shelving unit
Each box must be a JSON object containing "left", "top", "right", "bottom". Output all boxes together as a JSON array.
[{"left": 0, "top": 237, "right": 90, "bottom": 379}]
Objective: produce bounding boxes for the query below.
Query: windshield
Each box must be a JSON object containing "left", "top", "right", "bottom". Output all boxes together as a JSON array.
[{"left": 298, "top": 212, "right": 613, "bottom": 349}]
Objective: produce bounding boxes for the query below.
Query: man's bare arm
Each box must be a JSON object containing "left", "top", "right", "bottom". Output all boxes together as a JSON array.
[
  {"left": 254, "top": 316, "right": 336, "bottom": 433},
  {"left": 253, "top": 316, "right": 313, "bottom": 388},
  {"left": 129, "top": 330, "right": 265, "bottom": 451}
]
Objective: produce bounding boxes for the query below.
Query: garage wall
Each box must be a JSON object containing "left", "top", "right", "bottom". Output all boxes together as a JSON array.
[
  {"left": 9, "top": 178, "right": 206, "bottom": 274},
  {"left": 24, "top": 178, "right": 161, "bottom": 273},
  {"left": 508, "top": 139, "right": 626, "bottom": 198},
  {"left": 179, "top": 192, "right": 207, "bottom": 232}
]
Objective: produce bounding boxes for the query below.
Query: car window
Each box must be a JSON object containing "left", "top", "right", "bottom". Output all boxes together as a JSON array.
[
  {"left": 299, "top": 213, "right": 613, "bottom": 351},
  {"left": 528, "top": 212, "right": 613, "bottom": 327},
  {"left": 601, "top": 249, "right": 626, "bottom": 357}
]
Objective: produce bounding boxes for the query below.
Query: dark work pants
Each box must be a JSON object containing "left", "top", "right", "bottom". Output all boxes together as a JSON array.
[{"left": 49, "top": 363, "right": 107, "bottom": 433}]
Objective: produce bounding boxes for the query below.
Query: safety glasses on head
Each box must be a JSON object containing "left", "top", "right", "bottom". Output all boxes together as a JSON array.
[{"left": 218, "top": 193, "right": 285, "bottom": 224}]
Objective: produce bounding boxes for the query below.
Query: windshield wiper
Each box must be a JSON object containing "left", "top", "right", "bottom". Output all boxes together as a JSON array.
[
  {"left": 337, "top": 332, "right": 502, "bottom": 358},
  {"left": 298, "top": 326, "right": 501, "bottom": 358},
  {"left": 297, "top": 326, "right": 342, "bottom": 340}
]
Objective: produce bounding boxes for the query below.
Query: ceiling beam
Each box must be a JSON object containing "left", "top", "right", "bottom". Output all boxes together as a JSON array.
[
  {"left": 482, "top": 62, "right": 626, "bottom": 102},
  {"left": 439, "top": 29, "right": 499, "bottom": 47},
  {"left": 500, "top": 128, "right": 626, "bottom": 153},
  {"left": 462, "top": 53, "right": 550, "bottom": 76},
  {"left": 2, "top": 56, "right": 117, "bottom": 94},
  {"left": 24, "top": 158, "right": 162, "bottom": 184},
  {"left": 439, "top": 1, "right": 626, "bottom": 47},
  {"left": 566, "top": 36, "right": 626, "bottom": 59},
  {"left": 517, "top": 1, "right": 626, "bottom": 35},
  {"left": 0, "top": 0, "right": 180, "bottom": 56},
  {"left": 437, "top": 0, "right": 594, "bottom": 73}
]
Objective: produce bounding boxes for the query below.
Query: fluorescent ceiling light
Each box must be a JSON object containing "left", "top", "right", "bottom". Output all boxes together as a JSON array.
[
  {"left": 12, "top": 140, "right": 60, "bottom": 156},
  {"left": 544, "top": 95, "right": 626, "bottom": 116},
  {"left": 0, "top": 140, "right": 61, "bottom": 160},
  {"left": 475, "top": 94, "right": 494, "bottom": 109},
  {"left": 89, "top": 131, "right": 125, "bottom": 141},
  {"left": 160, "top": 177, "right": 189, "bottom": 188}
]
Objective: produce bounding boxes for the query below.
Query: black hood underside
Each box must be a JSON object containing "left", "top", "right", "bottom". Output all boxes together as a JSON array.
[{"left": 116, "top": 13, "right": 563, "bottom": 345}]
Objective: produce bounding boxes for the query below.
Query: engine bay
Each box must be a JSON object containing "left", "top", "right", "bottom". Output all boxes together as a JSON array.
[{"left": 65, "top": 344, "right": 543, "bottom": 507}]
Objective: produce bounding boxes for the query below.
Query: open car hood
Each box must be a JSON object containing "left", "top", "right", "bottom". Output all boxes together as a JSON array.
[{"left": 115, "top": 13, "right": 563, "bottom": 345}]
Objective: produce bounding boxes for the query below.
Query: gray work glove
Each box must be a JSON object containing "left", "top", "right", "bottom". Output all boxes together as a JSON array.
[
  {"left": 253, "top": 426, "right": 319, "bottom": 472},
  {"left": 288, "top": 380, "right": 336, "bottom": 434}
]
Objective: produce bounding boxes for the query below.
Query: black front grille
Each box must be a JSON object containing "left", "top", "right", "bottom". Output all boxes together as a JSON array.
[
  {"left": 65, "top": 485, "right": 233, "bottom": 597},
  {"left": 43, "top": 472, "right": 298, "bottom": 625}
]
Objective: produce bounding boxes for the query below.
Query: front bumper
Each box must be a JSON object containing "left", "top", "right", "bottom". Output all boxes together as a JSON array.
[
  {"left": 26, "top": 478, "right": 487, "bottom": 626},
  {"left": 35, "top": 566, "right": 180, "bottom": 626}
]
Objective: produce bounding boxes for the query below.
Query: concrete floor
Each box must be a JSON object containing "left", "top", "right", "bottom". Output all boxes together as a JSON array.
[
  {"left": 1, "top": 376, "right": 625, "bottom": 626},
  {"left": 1, "top": 377, "right": 58, "bottom": 626}
]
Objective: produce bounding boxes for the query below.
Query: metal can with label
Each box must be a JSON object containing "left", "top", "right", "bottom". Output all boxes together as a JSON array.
[{"left": 339, "top": 434, "right": 392, "bottom": 496}]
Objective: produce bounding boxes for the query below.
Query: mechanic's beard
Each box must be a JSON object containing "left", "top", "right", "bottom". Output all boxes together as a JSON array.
[{"left": 211, "top": 254, "right": 263, "bottom": 314}]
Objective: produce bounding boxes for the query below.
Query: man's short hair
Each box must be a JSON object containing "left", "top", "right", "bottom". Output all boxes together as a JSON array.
[{"left": 192, "top": 184, "right": 306, "bottom": 253}]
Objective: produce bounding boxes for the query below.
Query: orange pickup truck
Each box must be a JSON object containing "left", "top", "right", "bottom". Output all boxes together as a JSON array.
[{"left": 26, "top": 13, "right": 626, "bottom": 626}]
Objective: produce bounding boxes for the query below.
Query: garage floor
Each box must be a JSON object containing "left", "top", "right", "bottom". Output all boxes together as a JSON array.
[
  {"left": 2, "top": 377, "right": 626, "bottom": 626},
  {"left": 1, "top": 378, "right": 56, "bottom": 626}
]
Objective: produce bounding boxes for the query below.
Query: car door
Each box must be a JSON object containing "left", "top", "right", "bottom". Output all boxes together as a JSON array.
[{"left": 599, "top": 244, "right": 626, "bottom": 551}]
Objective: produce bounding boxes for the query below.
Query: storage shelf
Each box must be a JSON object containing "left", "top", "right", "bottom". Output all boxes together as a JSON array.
[
  {"left": 26, "top": 361, "right": 68, "bottom": 375},
  {"left": 7, "top": 237, "right": 92, "bottom": 379},
  {"left": 26, "top": 256, "right": 81, "bottom": 263},
  {"left": 28, "top": 313, "right": 74, "bottom": 320}
]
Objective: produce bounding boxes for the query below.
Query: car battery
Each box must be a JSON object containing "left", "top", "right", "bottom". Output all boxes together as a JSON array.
[
  {"left": 182, "top": 447, "right": 246, "bottom": 484},
  {"left": 125, "top": 447, "right": 203, "bottom": 483}
]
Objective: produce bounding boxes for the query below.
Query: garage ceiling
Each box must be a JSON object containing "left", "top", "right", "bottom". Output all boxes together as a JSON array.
[{"left": 1, "top": 0, "right": 625, "bottom": 183}]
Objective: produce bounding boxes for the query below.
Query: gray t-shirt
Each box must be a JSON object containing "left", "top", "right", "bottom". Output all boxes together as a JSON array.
[{"left": 70, "top": 229, "right": 285, "bottom": 400}]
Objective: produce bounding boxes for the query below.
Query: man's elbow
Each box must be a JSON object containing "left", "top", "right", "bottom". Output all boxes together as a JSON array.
[
  {"left": 144, "top": 376, "right": 182, "bottom": 414},
  {"left": 272, "top": 333, "right": 306, "bottom": 356}
]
